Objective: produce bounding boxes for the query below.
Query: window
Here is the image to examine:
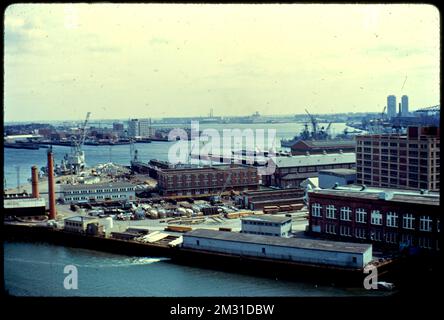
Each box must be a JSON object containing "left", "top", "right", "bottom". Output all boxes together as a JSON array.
[
  {"left": 420, "top": 216, "right": 432, "bottom": 232},
  {"left": 418, "top": 237, "right": 432, "bottom": 249},
  {"left": 262, "top": 247, "right": 266, "bottom": 254},
  {"left": 371, "top": 210, "right": 382, "bottom": 225},
  {"left": 196, "top": 240, "right": 200, "bottom": 246},
  {"left": 386, "top": 212, "right": 398, "bottom": 227},
  {"left": 340, "top": 207, "right": 351, "bottom": 221},
  {"left": 325, "top": 224, "right": 336, "bottom": 234},
  {"left": 401, "top": 234, "right": 414, "bottom": 246},
  {"left": 402, "top": 214, "right": 415, "bottom": 230},
  {"left": 385, "top": 232, "right": 397, "bottom": 244},
  {"left": 355, "top": 228, "right": 366, "bottom": 239},
  {"left": 356, "top": 208, "right": 367, "bottom": 223},
  {"left": 326, "top": 205, "right": 337, "bottom": 219},
  {"left": 370, "top": 230, "right": 382, "bottom": 241},
  {"left": 340, "top": 225, "right": 351, "bottom": 237},
  {"left": 312, "top": 203, "right": 322, "bottom": 217}
]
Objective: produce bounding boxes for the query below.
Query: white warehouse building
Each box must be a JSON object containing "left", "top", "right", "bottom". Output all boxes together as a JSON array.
[
  {"left": 183, "top": 229, "right": 372, "bottom": 269},
  {"left": 60, "top": 182, "right": 136, "bottom": 204},
  {"left": 241, "top": 215, "right": 292, "bottom": 237}
]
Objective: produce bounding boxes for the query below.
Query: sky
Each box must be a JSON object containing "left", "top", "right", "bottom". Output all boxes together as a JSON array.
[{"left": 3, "top": 3, "right": 440, "bottom": 122}]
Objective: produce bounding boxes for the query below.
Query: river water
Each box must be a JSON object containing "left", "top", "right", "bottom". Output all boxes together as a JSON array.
[{"left": 4, "top": 241, "right": 386, "bottom": 297}]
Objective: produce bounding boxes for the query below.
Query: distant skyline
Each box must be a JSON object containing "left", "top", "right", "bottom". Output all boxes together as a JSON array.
[{"left": 4, "top": 4, "right": 440, "bottom": 122}]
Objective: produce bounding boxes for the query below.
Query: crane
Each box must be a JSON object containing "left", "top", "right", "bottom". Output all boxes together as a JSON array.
[
  {"left": 67, "top": 112, "right": 91, "bottom": 174},
  {"left": 305, "top": 108, "right": 318, "bottom": 138}
]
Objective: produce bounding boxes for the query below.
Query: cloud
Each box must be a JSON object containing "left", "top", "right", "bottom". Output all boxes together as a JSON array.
[{"left": 4, "top": 15, "right": 46, "bottom": 54}]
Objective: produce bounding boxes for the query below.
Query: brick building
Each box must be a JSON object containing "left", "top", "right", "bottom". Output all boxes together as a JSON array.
[
  {"left": 356, "top": 126, "right": 440, "bottom": 191},
  {"left": 308, "top": 186, "right": 440, "bottom": 252},
  {"left": 290, "top": 140, "right": 356, "bottom": 156},
  {"left": 236, "top": 188, "right": 305, "bottom": 210},
  {"left": 263, "top": 152, "right": 356, "bottom": 189},
  {"left": 157, "top": 164, "right": 259, "bottom": 196}
]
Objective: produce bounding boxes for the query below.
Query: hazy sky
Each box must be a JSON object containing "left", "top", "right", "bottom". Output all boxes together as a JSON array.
[{"left": 4, "top": 4, "right": 440, "bottom": 122}]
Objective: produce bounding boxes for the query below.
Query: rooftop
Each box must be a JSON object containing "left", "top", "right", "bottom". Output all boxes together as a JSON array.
[
  {"left": 185, "top": 229, "right": 371, "bottom": 254},
  {"left": 241, "top": 215, "right": 292, "bottom": 224},
  {"left": 310, "top": 185, "right": 439, "bottom": 206},
  {"left": 61, "top": 182, "right": 135, "bottom": 191},
  {"left": 64, "top": 216, "right": 99, "bottom": 222},
  {"left": 273, "top": 153, "right": 356, "bottom": 168},
  {"left": 318, "top": 168, "right": 357, "bottom": 176},
  {"left": 296, "top": 140, "right": 356, "bottom": 148},
  {"left": 160, "top": 164, "right": 255, "bottom": 173}
]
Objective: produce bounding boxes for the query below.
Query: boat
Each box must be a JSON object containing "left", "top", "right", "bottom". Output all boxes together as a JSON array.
[{"left": 4, "top": 142, "right": 40, "bottom": 150}]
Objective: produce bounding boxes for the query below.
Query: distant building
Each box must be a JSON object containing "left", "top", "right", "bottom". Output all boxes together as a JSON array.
[
  {"left": 318, "top": 168, "right": 356, "bottom": 189},
  {"left": 387, "top": 95, "right": 397, "bottom": 119},
  {"left": 308, "top": 186, "right": 440, "bottom": 252},
  {"left": 128, "top": 119, "right": 139, "bottom": 137},
  {"left": 401, "top": 95, "right": 409, "bottom": 116},
  {"left": 113, "top": 122, "right": 124, "bottom": 134},
  {"left": 263, "top": 153, "right": 356, "bottom": 189},
  {"left": 139, "top": 118, "right": 154, "bottom": 137},
  {"left": 241, "top": 215, "right": 292, "bottom": 237},
  {"left": 157, "top": 164, "right": 259, "bottom": 196},
  {"left": 60, "top": 182, "right": 136, "bottom": 203},
  {"left": 290, "top": 140, "right": 355, "bottom": 156},
  {"left": 127, "top": 118, "right": 154, "bottom": 138},
  {"left": 356, "top": 126, "right": 440, "bottom": 191}
]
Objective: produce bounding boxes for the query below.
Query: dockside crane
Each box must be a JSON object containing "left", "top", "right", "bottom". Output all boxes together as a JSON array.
[
  {"left": 305, "top": 108, "right": 318, "bottom": 139},
  {"left": 67, "top": 112, "right": 91, "bottom": 174}
]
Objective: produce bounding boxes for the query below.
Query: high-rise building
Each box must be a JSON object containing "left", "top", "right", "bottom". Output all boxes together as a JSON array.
[
  {"left": 401, "top": 95, "right": 409, "bottom": 116},
  {"left": 139, "top": 118, "right": 154, "bottom": 137},
  {"left": 127, "top": 118, "right": 153, "bottom": 138},
  {"left": 387, "top": 95, "right": 397, "bottom": 118},
  {"left": 128, "top": 119, "right": 139, "bottom": 137},
  {"left": 356, "top": 126, "right": 440, "bottom": 191}
]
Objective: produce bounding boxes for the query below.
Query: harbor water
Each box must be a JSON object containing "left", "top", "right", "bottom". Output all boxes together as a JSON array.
[{"left": 3, "top": 241, "right": 386, "bottom": 297}]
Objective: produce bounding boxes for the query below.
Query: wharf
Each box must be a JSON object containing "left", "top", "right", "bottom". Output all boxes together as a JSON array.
[{"left": 3, "top": 222, "right": 399, "bottom": 286}]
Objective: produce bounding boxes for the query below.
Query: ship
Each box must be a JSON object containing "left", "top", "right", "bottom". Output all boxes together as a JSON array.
[
  {"left": 280, "top": 109, "right": 361, "bottom": 148},
  {"left": 4, "top": 142, "right": 40, "bottom": 150}
]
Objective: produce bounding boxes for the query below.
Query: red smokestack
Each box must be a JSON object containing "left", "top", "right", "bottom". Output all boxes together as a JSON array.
[
  {"left": 47, "top": 150, "right": 57, "bottom": 220},
  {"left": 31, "top": 166, "right": 39, "bottom": 198}
]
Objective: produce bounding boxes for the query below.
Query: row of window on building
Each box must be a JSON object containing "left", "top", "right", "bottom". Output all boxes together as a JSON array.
[
  {"left": 322, "top": 224, "right": 437, "bottom": 249},
  {"left": 64, "top": 194, "right": 129, "bottom": 201},
  {"left": 65, "top": 187, "right": 134, "bottom": 195},
  {"left": 358, "top": 140, "right": 440, "bottom": 149},
  {"left": 311, "top": 204, "right": 438, "bottom": 232},
  {"left": 242, "top": 220, "right": 291, "bottom": 227},
  {"left": 242, "top": 231, "right": 286, "bottom": 237}
]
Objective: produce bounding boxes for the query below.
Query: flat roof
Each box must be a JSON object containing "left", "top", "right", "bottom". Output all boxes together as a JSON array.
[
  {"left": 273, "top": 153, "right": 356, "bottom": 168},
  {"left": 185, "top": 229, "right": 371, "bottom": 254},
  {"left": 64, "top": 216, "right": 98, "bottom": 222},
  {"left": 310, "top": 187, "right": 439, "bottom": 206},
  {"left": 160, "top": 164, "right": 254, "bottom": 173},
  {"left": 297, "top": 140, "right": 356, "bottom": 148},
  {"left": 61, "top": 182, "right": 135, "bottom": 191},
  {"left": 241, "top": 215, "right": 291, "bottom": 224},
  {"left": 319, "top": 168, "right": 357, "bottom": 176}
]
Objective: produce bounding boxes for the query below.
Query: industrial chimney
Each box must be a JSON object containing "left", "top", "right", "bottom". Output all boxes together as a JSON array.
[
  {"left": 47, "top": 149, "right": 57, "bottom": 220},
  {"left": 31, "top": 166, "right": 39, "bottom": 198}
]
